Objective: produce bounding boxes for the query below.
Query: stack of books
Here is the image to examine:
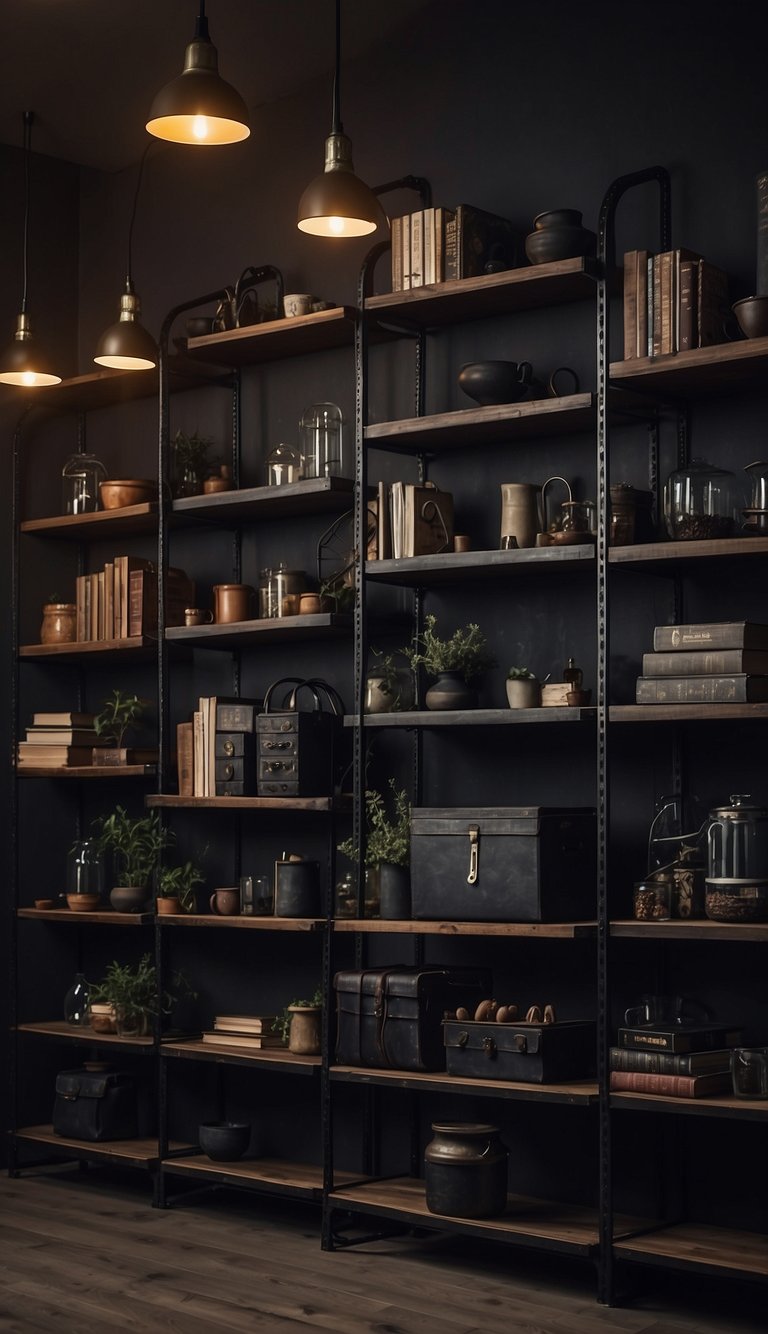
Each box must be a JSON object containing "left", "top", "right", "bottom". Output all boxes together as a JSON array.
[
  {"left": 74, "top": 557, "right": 194, "bottom": 643},
  {"left": 622, "top": 248, "right": 729, "bottom": 359},
  {"left": 17, "top": 710, "right": 96, "bottom": 768},
  {"left": 610, "top": 1020, "right": 743, "bottom": 1099},
  {"left": 391, "top": 203, "right": 518, "bottom": 292},
  {"left": 177, "top": 696, "right": 260, "bottom": 798},
  {"left": 201, "top": 1014, "right": 281, "bottom": 1049},
  {"left": 636, "top": 621, "right": 768, "bottom": 704}
]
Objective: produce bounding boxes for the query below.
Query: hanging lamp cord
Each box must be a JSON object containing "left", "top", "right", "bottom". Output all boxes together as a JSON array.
[
  {"left": 20, "top": 110, "right": 33, "bottom": 315},
  {"left": 195, "top": 0, "right": 209, "bottom": 41},
  {"left": 332, "top": 0, "right": 342, "bottom": 134}
]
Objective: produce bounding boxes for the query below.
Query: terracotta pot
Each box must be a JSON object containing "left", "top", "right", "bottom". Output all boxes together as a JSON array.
[
  {"left": 40, "top": 603, "right": 76, "bottom": 644},
  {"left": 213, "top": 583, "right": 254, "bottom": 624},
  {"left": 66, "top": 893, "right": 101, "bottom": 912},
  {"left": 99, "top": 479, "right": 156, "bottom": 509},
  {"left": 288, "top": 1006, "right": 322, "bottom": 1055},
  {"left": 156, "top": 895, "right": 182, "bottom": 915}
]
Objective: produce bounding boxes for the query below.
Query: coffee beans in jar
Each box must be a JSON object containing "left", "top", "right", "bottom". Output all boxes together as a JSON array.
[
  {"left": 633, "top": 880, "right": 672, "bottom": 920},
  {"left": 704, "top": 883, "right": 768, "bottom": 922}
]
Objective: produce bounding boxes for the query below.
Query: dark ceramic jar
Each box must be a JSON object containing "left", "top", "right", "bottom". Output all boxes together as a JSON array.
[
  {"left": 524, "top": 209, "right": 596, "bottom": 265},
  {"left": 425, "top": 1122, "right": 508, "bottom": 1218}
]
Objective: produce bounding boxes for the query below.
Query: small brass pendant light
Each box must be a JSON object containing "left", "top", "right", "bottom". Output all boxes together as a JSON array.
[
  {"left": 146, "top": 0, "right": 250, "bottom": 146},
  {"left": 297, "top": 0, "right": 385, "bottom": 238},
  {"left": 94, "top": 146, "right": 157, "bottom": 371},
  {"left": 0, "top": 112, "right": 62, "bottom": 387}
]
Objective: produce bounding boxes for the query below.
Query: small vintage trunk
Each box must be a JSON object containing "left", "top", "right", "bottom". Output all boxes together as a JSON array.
[
  {"left": 410, "top": 806, "right": 596, "bottom": 921},
  {"left": 443, "top": 1018, "right": 597, "bottom": 1083},
  {"left": 215, "top": 731, "right": 256, "bottom": 795},
  {"left": 334, "top": 967, "right": 492, "bottom": 1071},
  {"left": 256, "top": 712, "right": 339, "bottom": 796}
]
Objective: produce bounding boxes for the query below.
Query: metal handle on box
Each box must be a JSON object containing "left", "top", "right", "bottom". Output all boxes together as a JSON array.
[{"left": 467, "top": 825, "right": 479, "bottom": 884}]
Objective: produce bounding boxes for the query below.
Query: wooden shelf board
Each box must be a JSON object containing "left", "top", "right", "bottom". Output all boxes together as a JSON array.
[
  {"left": 609, "top": 535, "right": 768, "bottom": 567},
  {"left": 328, "top": 1175, "right": 620, "bottom": 1255},
  {"left": 165, "top": 612, "right": 351, "bottom": 648},
  {"left": 365, "top": 259, "right": 597, "bottom": 327},
  {"left": 331, "top": 1066, "right": 597, "bottom": 1104},
  {"left": 17, "top": 764, "right": 156, "bottom": 778},
  {"left": 161, "top": 1155, "right": 336, "bottom": 1198},
  {"left": 614, "top": 1221, "right": 768, "bottom": 1278},
  {"left": 17, "top": 907, "right": 152, "bottom": 924},
  {"left": 20, "top": 503, "right": 159, "bottom": 539},
  {"left": 349, "top": 707, "right": 595, "bottom": 728},
  {"left": 333, "top": 919, "right": 596, "bottom": 938},
  {"left": 158, "top": 914, "right": 325, "bottom": 931},
  {"left": 185, "top": 306, "right": 357, "bottom": 365},
  {"left": 8, "top": 357, "right": 221, "bottom": 414},
  {"left": 146, "top": 793, "right": 346, "bottom": 811},
  {"left": 172, "top": 476, "right": 354, "bottom": 524},
  {"left": 610, "top": 703, "right": 768, "bottom": 722},
  {"left": 19, "top": 637, "right": 155, "bottom": 662},
  {"left": 610, "top": 336, "right": 768, "bottom": 395},
  {"left": 162, "top": 1039, "right": 320, "bottom": 1071},
  {"left": 610, "top": 1090, "right": 768, "bottom": 1120},
  {"left": 16, "top": 1021, "right": 153, "bottom": 1048},
  {"left": 366, "top": 546, "right": 594, "bottom": 587},
  {"left": 611, "top": 919, "right": 768, "bottom": 941},
  {"left": 14, "top": 1126, "right": 192, "bottom": 1169},
  {"left": 365, "top": 394, "right": 599, "bottom": 452}
]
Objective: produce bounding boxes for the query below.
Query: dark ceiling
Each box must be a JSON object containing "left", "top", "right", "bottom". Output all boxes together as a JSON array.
[{"left": 1, "top": 0, "right": 430, "bottom": 172}]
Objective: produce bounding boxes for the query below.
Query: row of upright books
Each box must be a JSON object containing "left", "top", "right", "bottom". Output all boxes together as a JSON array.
[
  {"left": 611, "top": 1016, "right": 744, "bottom": 1099},
  {"left": 622, "top": 247, "right": 729, "bottom": 359},
  {"left": 74, "top": 557, "right": 194, "bottom": 642},
  {"left": 636, "top": 621, "right": 768, "bottom": 704},
  {"left": 390, "top": 203, "right": 517, "bottom": 292}
]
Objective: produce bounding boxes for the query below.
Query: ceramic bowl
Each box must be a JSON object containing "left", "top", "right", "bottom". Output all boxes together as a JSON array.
[
  {"left": 733, "top": 296, "right": 768, "bottom": 340},
  {"left": 67, "top": 893, "right": 101, "bottom": 912},
  {"left": 199, "top": 1121, "right": 251, "bottom": 1162},
  {"left": 458, "top": 361, "right": 531, "bottom": 406},
  {"left": 34, "top": 898, "right": 54, "bottom": 910},
  {"left": 185, "top": 316, "right": 214, "bottom": 339},
  {"left": 99, "top": 479, "right": 156, "bottom": 510}
]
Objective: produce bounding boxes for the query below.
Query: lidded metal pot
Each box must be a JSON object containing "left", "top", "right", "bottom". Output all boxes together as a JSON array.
[
  {"left": 424, "top": 1122, "right": 508, "bottom": 1218},
  {"left": 705, "top": 794, "right": 768, "bottom": 921}
]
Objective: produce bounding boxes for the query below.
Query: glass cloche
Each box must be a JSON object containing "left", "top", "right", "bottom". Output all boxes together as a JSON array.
[
  {"left": 663, "top": 458, "right": 739, "bottom": 540},
  {"left": 61, "top": 452, "right": 108, "bottom": 515}
]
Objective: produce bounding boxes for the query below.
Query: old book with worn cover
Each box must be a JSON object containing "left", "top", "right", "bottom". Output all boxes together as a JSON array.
[
  {"left": 609, "top": 1045, "right": 733, "bottom": 1075},
  {"left": 635, "top": 674, "right": 768, "bottom": 704},
  {"left": 642, "top": 648, "right": 768, "bottom": 677},
  {"left": 610, "top": 1070, "right": 731, "bottom": 1097},
  {"left": 176, "top": 721, "right": 193, "bottom": 797},
  {"left": 443, "top": 204, "right": 519, "bottom": 280},
  {"left": 652, "top": 622, "right": 768, "bottom": 652},
  {"left": 617, "top": 1024, "right": 743, "bottom": 1053}
]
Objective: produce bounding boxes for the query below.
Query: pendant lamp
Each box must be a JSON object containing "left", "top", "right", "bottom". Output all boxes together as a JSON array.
[
  {"left": 94, "top": 146, "right": 157, "bottom": 371},
  {"left": 146, "top": 0, "right": 250, "bottom": 146},
  {"left": 297, "top": 0, "right": 385, "bottom": 238},
  {"left": 0, "top": 112, "right": 61, "bottom": 387}
]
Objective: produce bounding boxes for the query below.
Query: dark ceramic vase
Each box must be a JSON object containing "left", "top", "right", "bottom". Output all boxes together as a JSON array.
[
  {"left": 524, "top": 209, "right": 596, "bottom": 265},
  {"left": 425, "top": 671, "right": 478, "bottom": 711},
  {"left": 110, "top": 885, "right": 148, "bottom": 914},
  {"left": 379, "top": 863, "right": 411, "bottom": 919},
  {"left": 458, "top": 360, "right": 533, "bottom": 406},
  {"left": 198, "top": 1121, "right": 251, "bottom": 1162}
]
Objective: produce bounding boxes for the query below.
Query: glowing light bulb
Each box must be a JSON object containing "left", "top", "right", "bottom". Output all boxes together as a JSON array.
[
  {"left": 22, "top": 370, "right": 36, "bottom": 386},
  {"left": 192, "top": 115, "right": 209, "bottom": 141},
  {"left": 328, "top": 216, "right": 346, "bottom": 235}
]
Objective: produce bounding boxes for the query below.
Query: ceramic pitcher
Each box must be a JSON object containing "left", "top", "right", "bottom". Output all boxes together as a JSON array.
[{"left": 499, "top": 483, "right": 539, "bottom": 549}]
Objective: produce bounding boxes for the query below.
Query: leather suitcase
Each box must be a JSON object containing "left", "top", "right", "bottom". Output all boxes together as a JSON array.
[
  {"left": 410, "top": 806, "right": 596, "bottom": 922},
  {"left": 334, "top": 966, "right": 492, "bottom": 1072},
  {"left": 53, "top": 1068, "right": 138, "bottom": 1142},
  {"left": 443, "top": 1018, "right": 597, "bottom": 1084}
]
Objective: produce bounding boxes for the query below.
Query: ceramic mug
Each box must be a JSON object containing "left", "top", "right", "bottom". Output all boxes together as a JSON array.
[
  {"left": 184, "top": 608, "right": 214, "bottom": 626},
  {"left": 213, "top": 584, "right": 254, "bottom": 623},
  {"left": 210, "top": 887, "right": 240, "bottom": 916},
  {"left": 283, "top": 293, "right": 312, "bottom": 318}
]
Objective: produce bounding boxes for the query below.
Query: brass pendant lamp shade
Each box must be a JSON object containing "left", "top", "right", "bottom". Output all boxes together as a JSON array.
[
  {"left": 297, "top": 0, "right": 385, "bottom": 238},
  {"left": 94, "top": 146, "right": 157, "bottom": 371},
  {"left": 0, "top": 112, "right": 61, "bottom": 387},
  {"left": 146, "top": 1, "right": 249, "bottom": 145}
]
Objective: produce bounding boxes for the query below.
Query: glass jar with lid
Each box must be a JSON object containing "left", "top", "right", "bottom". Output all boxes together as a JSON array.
[
  {"left": 258, "top": 565, "right": 306, "bottom": 618},
  {"left": 664, "top": 458, "right": 739, "bottom": 540},
  {"left": 299, "top": 402, "right": 346, "bottom": 479},
  {"left": 61, "top": 452, "right": 108, "bottom": 515}
]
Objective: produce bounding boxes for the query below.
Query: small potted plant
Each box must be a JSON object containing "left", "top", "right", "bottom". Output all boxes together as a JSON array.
[
  {"left": 92, "top": 689, "right": 152, "bottom": 766},
  {"left": 92, "top": 806, "right": 174, "bottom": 913},
  {"left": 338, "top": 781, "right": 411, "bottom": 918},
  {"left": 364, "top": 649, "right": 415, "bottom": 714},
  {"left": 89, "top": 953, "right": 194, "bottom": 1038},
  {"left": 273, "top": 986, "right": 323, "bottom": 1055},
  {"left": 171, "top": 428, "right": 216, "bottom": 498},
  {"left": 156, "top": 860, "right": 205, "bottom": 915},
  {"left": 406, "top": 613, "right": 496, "bottom": 710},
  {"left": 506, "top": 666, "right": 541, "bottom": 709}
]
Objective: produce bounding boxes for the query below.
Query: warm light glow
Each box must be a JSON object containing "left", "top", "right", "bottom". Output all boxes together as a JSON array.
[
  {"left": 94, "top": 354, "right": 156, "bottom": 371},
  {"left": 0, "top": 367, "right": 61, "bottom": 387},
  {"left": 145, "top": 113, "right": 249, "bottom": 145},
  {"left": 298, "top": 214, "right": 378, "bottom": 238}
]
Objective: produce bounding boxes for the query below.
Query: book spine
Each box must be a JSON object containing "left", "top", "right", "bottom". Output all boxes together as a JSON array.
[
  {"left": 678, "top": 260, "right": 697, "bottom": 351},
  {"left": 609, "top": 1071, "right": 725, "bottom": 1097},
  {"left": 651, "top": 254, "right": 663, "bottom": 355},
  {"left": 443, "top": 210, "right": 458, "bottom": 282},
  {"left": 391, "top": 215, "right": 402, "bottom": 293},
  {"left": 758, "top": 170, "right": 768, "bottom": 297},
  {"left": 660, "top": 250, "right": 674, "bottom": 354},
  {"left": 176, "top": 721, "right": 194, "bottom": 797},
  {"left": 609, "top": 1046, "right": 729, "bottom": 1075},
  {"left": 410, "top": 209, "right": 423, "bottom": 288},
  {"left": 642, "top": 649, "right": 768, "bottom": 676},
  {"left": 623, "top": 251, "right": 637, "bottom": 359},
  {"left": 652, "top": 623, "right": 766, "bottom": 652},
  {"left": 635, "top": 250, "right": 649, "bottom": 358},
  {"left": 697, "top": 259, "right": 730, "bottom": 346},
  {"left": 423, "top": 206, "right": 435, "bottom": 284},
  {"left": 401, "top": 213, "right": 412, "bottom": 290},
  {"left": 636, "top": 674, "right": 764, "bottom": 704},
  {"left": 646, "top": 255, "right": 654, "bottom": 355},
  {"left": 76, "top": 575, "right": 86, "bottom": 642},
  {"left": 193, "top": 710, "right": 204, "bottom": 797},
  {"left": 434, "top": 206, "right": 445, "bottom": 282}
]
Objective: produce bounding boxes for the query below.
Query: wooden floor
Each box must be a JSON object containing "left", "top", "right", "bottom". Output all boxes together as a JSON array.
[{"left": 0, "top": 1170, "right": 765, "bottom": 1333}]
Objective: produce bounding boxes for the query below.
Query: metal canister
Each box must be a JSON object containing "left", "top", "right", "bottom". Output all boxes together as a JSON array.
[
  {"left": 424, "top": 1122, "right": 508, "bottom": 1218},
  {"left": 274, "top": 857, "right": 321, "bottom": 917}
]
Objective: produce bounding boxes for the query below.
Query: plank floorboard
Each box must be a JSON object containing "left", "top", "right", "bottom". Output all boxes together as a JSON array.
[{"left": 0, "top": 1173, "right": 766, "bottom": 1334}]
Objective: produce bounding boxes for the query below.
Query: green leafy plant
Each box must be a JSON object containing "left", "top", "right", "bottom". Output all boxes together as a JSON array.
[
  {"left": 319, "top": 577, "right": 355, "bottom": 613},
  {"left": 406, "top": 613, "right": 496, "bottom": 683},
  {"left": 91, "top": 806, "right": 174, "bottom": 888},
  {"left": 89, "top": 953, "right": 193, "bottom": 1028},
  {"left": 171, "top": 428, "right": 215, "bottom": 472},
  {"left": 507, "top": 666, "right": 537, "bottom": 680},
  {"left": 272, "top": 987, "right": 323, "bottom": 1044},
  {"left": 93, "top": 689, "right": 148, "bottom": 749},
  {"left": 366, "top": 648, "right": 414, "bottom": 711},
  {"left": 156, "top": 860, "right": 205, "bottom": 913},
  {"left": 338, "top": 781, "right": 411, "bottom": 869}
]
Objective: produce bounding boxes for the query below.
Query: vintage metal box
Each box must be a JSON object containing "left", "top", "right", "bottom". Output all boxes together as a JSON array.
[
  {"left": 215, "top": 731, "right": 256, "bottom": 795},
  {"left": 410, "top": 806, "right": 596, "bottom": 922},
  {"left": 334, "top": 966, "right": 492, "bottom": 1072},
  {"left": 443, "top": 1018, "right": 596, "bottom": 1084}
]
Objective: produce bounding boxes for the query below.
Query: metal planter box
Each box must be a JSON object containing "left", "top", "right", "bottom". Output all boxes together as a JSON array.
[
  {"left": 443, "top": 1019, "right": 597, "bottom": 1084},
  {"left": 410, "top": 806, "right": 596, "bottom": 922}
]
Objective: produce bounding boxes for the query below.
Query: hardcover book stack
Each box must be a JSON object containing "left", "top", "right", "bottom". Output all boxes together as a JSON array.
[
  {"left": 75, "top": 557, "right": 194, "bottom": 642},
  {"left": 390, "top": 204, "right": 519, "bottom": 292},
  {"left": 611, "top": 1021, "right": 743, "bottom": 1098},
  {"left": 177, "top": 696, "right": 260, "bottom": 798},
  {"left": 636, "top": 622, "right": 768, "bottom": 704},
  {"left": 17, "top": 710, "right": 96, "bottom": 768},
  {"left": 201, "top": 1014, "right": 281, "bottom": 1049},
  {"left": 622, "top": 248, "right": 729, "bottom": 359}
]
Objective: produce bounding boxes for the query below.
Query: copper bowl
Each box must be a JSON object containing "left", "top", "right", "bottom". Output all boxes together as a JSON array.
[
  {"left": 99, "top": 479, "right": 156, "bottom": 509},
  {"left": 67, "top": 893, "right": 101, "bottom": 912},
  {"left": 733, "top": 296, "right": 768, "bottom": 340}
]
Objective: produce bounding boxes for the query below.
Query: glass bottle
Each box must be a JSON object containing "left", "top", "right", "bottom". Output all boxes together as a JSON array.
[
  {"left": 61, "top": 452, "right": 108, "bottom": 515},
  {"left": 564, "top": 658, "right": 583, "bottom": 690},
  {"left": 64, "top": 972, "right": 91, "bottom": 1027},
  {"left": 299, "top": 402, "right": 346, "bottom": 479}
]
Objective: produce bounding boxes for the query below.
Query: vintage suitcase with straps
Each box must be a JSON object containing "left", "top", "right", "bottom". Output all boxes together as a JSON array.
[{"left": 53, "top": 1067, "right": 138, "bottom": 1142}]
